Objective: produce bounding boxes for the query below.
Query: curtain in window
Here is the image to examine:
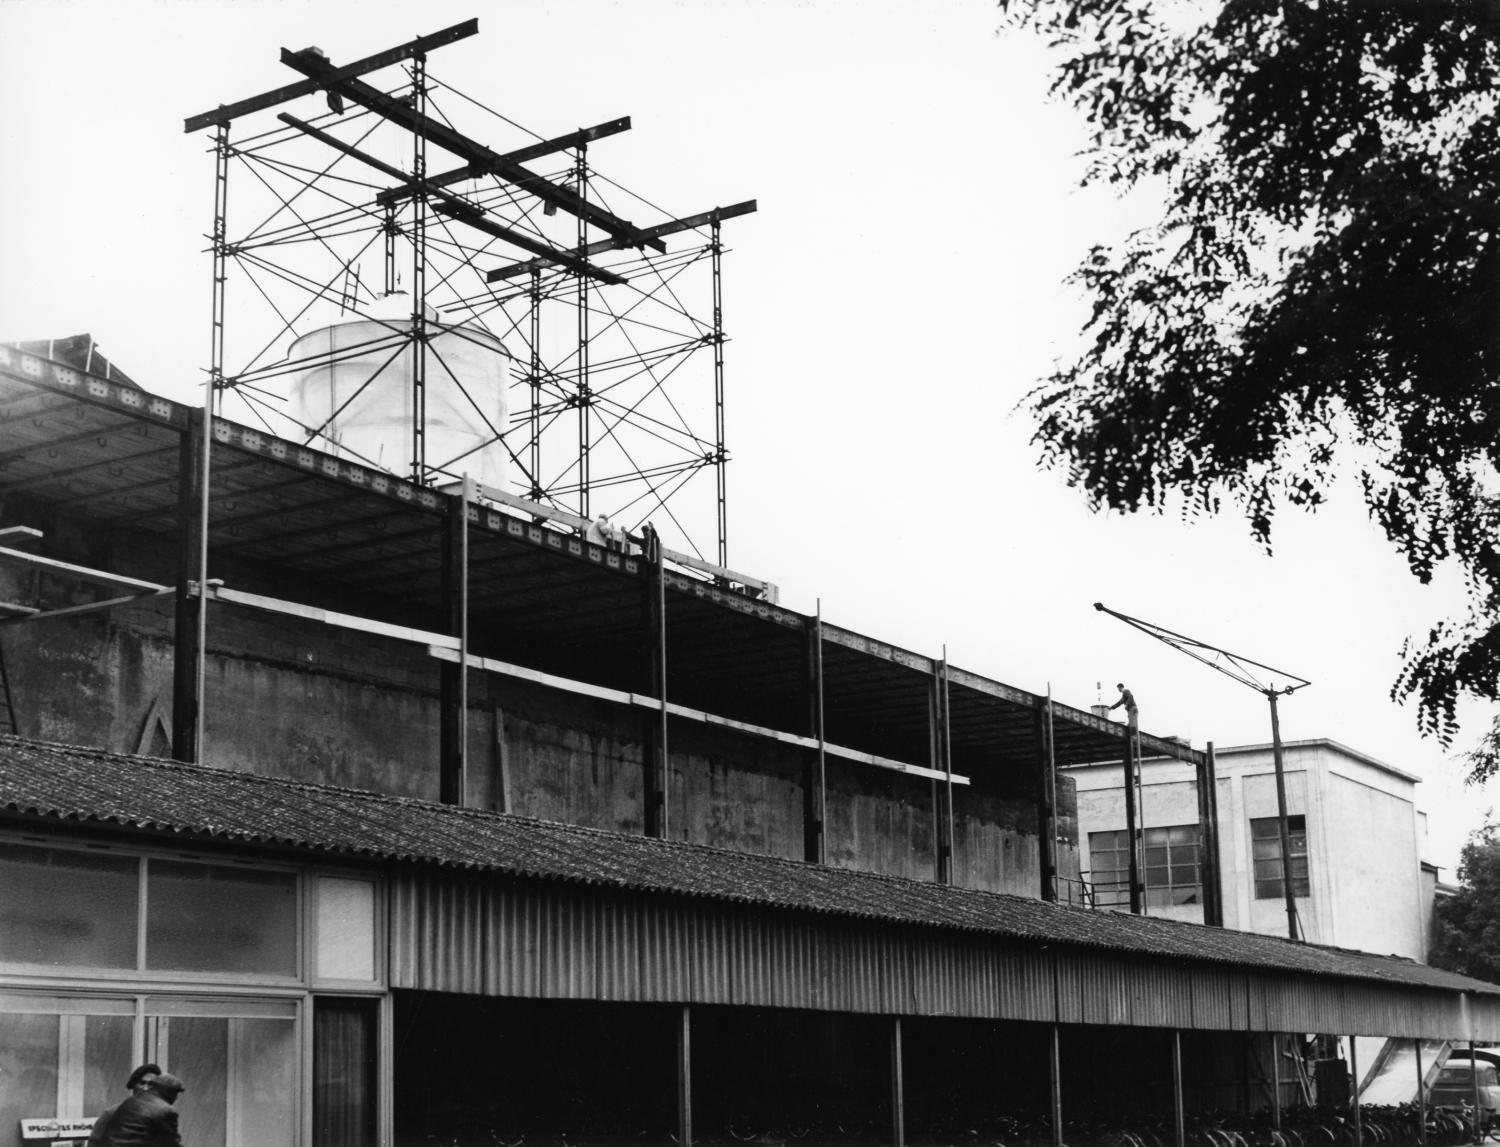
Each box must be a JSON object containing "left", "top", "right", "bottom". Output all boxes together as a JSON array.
[{"left": 314, "top": 998, "right": 377, "bottom": 1147}]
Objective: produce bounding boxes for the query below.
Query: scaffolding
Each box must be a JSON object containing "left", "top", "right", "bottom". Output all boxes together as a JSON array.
[{"left": 183, "top": 19, "right": 754, "bottom": 566}]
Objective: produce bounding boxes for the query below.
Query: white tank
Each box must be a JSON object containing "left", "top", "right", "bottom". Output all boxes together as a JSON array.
[{"left": 286, "top": 294, "right": 511, "bottom": 488}]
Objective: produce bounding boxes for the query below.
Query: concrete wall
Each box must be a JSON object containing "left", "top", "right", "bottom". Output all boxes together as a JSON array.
[{"left": 0, "top": 497, "right": 1064, "bottom": 898}]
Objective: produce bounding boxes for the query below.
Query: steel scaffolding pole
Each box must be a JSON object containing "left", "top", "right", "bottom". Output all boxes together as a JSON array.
[
  {"left": 711, "top": 215, "right": 727, "bottom": 567},
  {"left": 575, "top": 146, "right": 591, "bottom": 520},
  {"left": 409, "top": 52, "right": 429, "bottom": 484}
]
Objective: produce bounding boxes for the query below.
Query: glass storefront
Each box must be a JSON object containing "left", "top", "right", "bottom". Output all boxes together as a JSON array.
[{"left": 0, "top": 836, "right": 384, "bottom": 1147}]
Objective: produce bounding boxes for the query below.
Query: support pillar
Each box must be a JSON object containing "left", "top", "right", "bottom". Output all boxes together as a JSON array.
[
  {"left": 934, "top": 655, "right": 954, "bottom": 885},
  {"left": 438, "top": 492, "right": 467, "bottom": 805},
  {"left": 710, "top": 214, "right": 728, "bottom": 567},
  {"left": 171, "top": 408, "right": 207, "bottom": 763},
  {"left": 1471, "top": 1041, "right": 1482, "bottom": 1146},
  {"left": 1267, "top": 690, "right": 1300, "bottom": 940},
  {"left": 1036, "top": 695, "right": 1058, "bottom": 901},
  {"left": 642, "top": 525, "right": 668, "bottom": 838},
  {"left": 1049, "top": 1023, "right": 1064, "bottom": 1147},
  {"left": 409, "top": 53, "right": 429, "bottom": 484},
  {"left": 803, "top": 607, "right": 826, "bottom": 864},
  {"left": 1196, "top": 742, "right": 1224, "bottom": 925},
  {"left": 1271, "top": 1034, "right": 1282, "bottom": 1130},
  {"left": 1173, "top": 1031, "right": 1186, "bottom": 1147},
  {"left": 1351, "top": 1037, "right": 1362, "bottom": 1147},
  {"left": 889, "top": 1016, "right": 905, "bottom": 1147},
  {"left": 1123, "top": 731, "right": 1142, "bottom": 913},
  {"left": 1415, "top": 1039, "right": 1427, "bottom": 1147},
  {"left": 677, "top": 1005, "right": 693, "bottom": 1147}
]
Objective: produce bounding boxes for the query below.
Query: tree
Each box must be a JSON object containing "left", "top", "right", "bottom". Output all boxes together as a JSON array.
[
  {"left": 1001, "top": 0, "right": 1500, "bottom": 783},
  {"left": 1429, "top": 821, "right": 1500, "bottom": 983}
]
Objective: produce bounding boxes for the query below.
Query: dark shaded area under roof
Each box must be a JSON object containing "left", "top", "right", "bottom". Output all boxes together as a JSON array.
[
  {"left": 0, "top": 339, "right": 1198, "bottom": 783},
  {"left": 2, "top": 733, "right": 1494, "bottom": 999}
]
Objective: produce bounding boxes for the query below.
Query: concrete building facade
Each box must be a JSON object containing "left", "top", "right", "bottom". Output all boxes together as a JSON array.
[{"left": 1066, "top": 739, "right": 1431, "bottom": 959}]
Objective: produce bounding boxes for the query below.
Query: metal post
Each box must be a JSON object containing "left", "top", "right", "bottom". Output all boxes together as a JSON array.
[
  {"left": 409, "top": 54, "right": 429, "bottom": 485},
  {"left": 1123, "top": 731, "right": 1142, "bottom": 914},
  {"left": 1415, "top": 1039, "right": 1427, "bottom": 1147},
  {"left": 1470, "top": 1041, "right": 1481, "bottom": 1146},
  {"left": 1037, "top": 692, "right": 1058, "bottom": 901},
  {"left": 1173, "top": 1031, "right": 1186, "bottom": 1147},
  {"left": 575, "top": 146, "right": 591, "bottom": 520},
  {"left": 643, "top": 525, "right": 668, "bottom": 837},
  {"left": 172, "top": 408, "right": 207, "bottom": 762},
  {"left": 439, "top": 491, "right": 467, "bottom": 805},
  {"left": 803, "top": 604, "right": 826, "bottom": 864},
  {"left": 1049, "top": 1023, "right": 1064, "bottom": 1147},
  {"left": 383, "top": 203, "right": 397, "bottom": 296},
  {"left": 889, "top": 1016, "right": 905, "bottom": 1147},
  {"left": 710, "top": 214, "right": 728, "bottom": 567},
  {"left": 1351, "top": 1037, "right": 1362, "bottom": 1147},
  {"left": 1202, "top": 742, "right": 1224, "bottom": 926},
  {"left": 935, "top": 651, "right": 954, "bottom": 885},
  {"left": 1267, "top": 690, "right": 1299, "bottom": 940},
  {"left": 1271, "top": 1034, "right": 1282, "bottom": 1130},
  {"left": 677, "top": 1005, "right": 693, "bottom": 1147}
]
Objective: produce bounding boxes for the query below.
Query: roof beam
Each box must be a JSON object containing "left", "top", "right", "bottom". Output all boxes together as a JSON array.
[
  {"left": 487, "top": 199, "right": 758, "bottom": 283},
  {"left": 277, "top": 114, "right": 626, "bottom": 287},
  {"left": 184, "top": 19, "right": 479, "bottom": 133},
  {"left": 374, "top": 117, "right": 635, "bottom": 208},
  {"left": 278, "top": 48, "right": 665, "bottom": 253}
]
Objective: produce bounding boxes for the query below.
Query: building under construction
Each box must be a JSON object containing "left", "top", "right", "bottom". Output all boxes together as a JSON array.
[{"left": 1, "top": 20, "right": 1498, "bottom": 1147}]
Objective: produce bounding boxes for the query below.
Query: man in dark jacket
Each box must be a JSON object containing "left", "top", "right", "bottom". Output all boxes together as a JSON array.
[
  {"left": 95, "top": 1073, "right": 186, "bottom": 1147},
  {"left": 87, "top": 1064, "right": 161, "bottom": 1147}
]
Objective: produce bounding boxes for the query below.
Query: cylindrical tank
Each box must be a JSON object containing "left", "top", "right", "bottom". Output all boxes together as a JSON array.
[{"left": 286, "top": 294, "right": 512, "bottom": 488}]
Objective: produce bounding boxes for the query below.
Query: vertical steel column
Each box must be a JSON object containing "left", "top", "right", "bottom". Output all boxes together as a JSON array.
[
  {"left": 1123, "top": 731, "right": 1142, "bottom": 914},
  {"left": 172, "top": 408, "right": 207, "bottom": 762},
  {"left": 710, "top": 214, "right": 728, "bottom": 567},
  {"left": 1036, "top": 692, "right": 1058, "bottom": 901},
  {"left": 1173, "top": 1031, "right": 1187, "bottom": 1147},
  {"left": 1049, "top": 1023, "right": 1064, "bottom": 1147},
  {"left": 1267, "top": 690, "right": 1300, "bottom": 940},
  {"left": 575, "top": 146, "right": 591, "bottom": 519},
  {"left": 889, "top": 1016, "right": 905, "bottom": 1147},
  {"left": 935, "top": 653, "right": 954, "bottom": 885},
  {"left": 439, "top": 490, "right": 468, "bottom": 805},
  {"left": 1196, "top": 742, "right": 1223, "bottom": 926},
  {"left": 528, "top": 268, "right": 543, "bottom": 500},
  {"left": 1415, "top": 1040, "right": 1427, "bottom": 1147},
  {"left": 409, "top": 54, "right": 429, "bottom": 484},
  {"left": 1270, "top": 1035, "right": 1283, "bottom": 1130},
  {"left": 1470, "top": 1041, "right": 1482, "bottom": 1146},
  {"left": 677, "top": 1005, "right": 693, "bottom": 1147},
  {"left": 803, "top": 604, "right": 826, "bottom": 864},
  {"left": 643, "top": 526, "right": 668, "bottom": 837},
  {"left": 187, "top": 121, "right": 230, "bottom": 762},
  {"left": 1351, "top": 1037, "right": 1362, "bottom": 1147}
]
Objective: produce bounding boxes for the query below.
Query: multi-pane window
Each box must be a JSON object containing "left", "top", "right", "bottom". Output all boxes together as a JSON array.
[
  {"left": 1088, "top": 826, "right": 1201, "bottom": 907},
  {"left": 1251, "top": 814, "right": 1309, "bottom": 899}
]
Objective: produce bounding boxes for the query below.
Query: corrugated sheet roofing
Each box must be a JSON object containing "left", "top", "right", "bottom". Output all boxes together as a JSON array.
[{"left": 3, "top": 733, "right": 1496, "bottom": 999}]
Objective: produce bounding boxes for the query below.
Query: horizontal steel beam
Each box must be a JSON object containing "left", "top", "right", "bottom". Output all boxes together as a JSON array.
[
  {"left": 279, "top": 48, "right": 664, "bottom": 253},
  {"left": 0, "top": 546, "right": 169, "bottom": 594},
  {"left": 488, "top": 199, "right": 759, "bottom": 282},
  {"left": 375, "top": 117, "right": 635, "bottom": 207},
  {"left": 278, "top": 114, "right": 625, "bottom": 286},
  {"left": 184, "top": 19, "right": 478, "bottom": 133}
]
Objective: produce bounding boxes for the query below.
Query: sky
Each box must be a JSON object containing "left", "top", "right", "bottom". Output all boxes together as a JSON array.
[{"left": 0, "top": 0, "right": 1494, "bottom": 873}]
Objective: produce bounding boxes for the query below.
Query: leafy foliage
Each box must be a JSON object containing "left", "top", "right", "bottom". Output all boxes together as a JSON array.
[
  {"left": 1003, "top": 0, "right": 1500, "bottom": 782},
  {"left": 1429, "top": 821, "right": 1500, "bottom": 983}
]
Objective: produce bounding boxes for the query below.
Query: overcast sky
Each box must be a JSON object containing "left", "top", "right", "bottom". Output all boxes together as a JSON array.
[{"left": 1, "top": 0, "right": 1493, "bottom": 873}]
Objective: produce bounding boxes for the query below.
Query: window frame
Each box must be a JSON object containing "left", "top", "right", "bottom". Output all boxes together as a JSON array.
[
  {"left": 1249, "top": 814, "right": 1310, "bottom": 900},
  {"left": 1087, "top": 825, "right": 1202, "bottom": 907}
]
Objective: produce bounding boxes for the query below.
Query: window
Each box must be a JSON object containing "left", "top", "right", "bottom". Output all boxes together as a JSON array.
[
  {"left": 1251, "top": 815, "right": 1309, "bottom": 899},
  {"left": 1088, "top": 826, "right": 1201, "bottom": 907},
  {"left": 0, "top": 840, "right": 298, "bottom": 978}
]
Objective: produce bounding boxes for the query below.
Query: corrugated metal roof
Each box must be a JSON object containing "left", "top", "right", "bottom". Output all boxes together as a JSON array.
[{"left": 2, "top": 733, "right": 1495, "bottom": 999}]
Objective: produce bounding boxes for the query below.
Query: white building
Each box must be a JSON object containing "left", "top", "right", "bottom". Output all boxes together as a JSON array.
[{"left": 1065, "top": 739, "right": 1432, "bottom": 960}]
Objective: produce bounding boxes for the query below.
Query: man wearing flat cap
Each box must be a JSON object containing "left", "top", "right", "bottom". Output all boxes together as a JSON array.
[
  {"left": 94, "top": 1072, "right": 187, "bottom": 1147},
  {"left": 87, "top": 1064, "right": 161, "bottom": 1147}
]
